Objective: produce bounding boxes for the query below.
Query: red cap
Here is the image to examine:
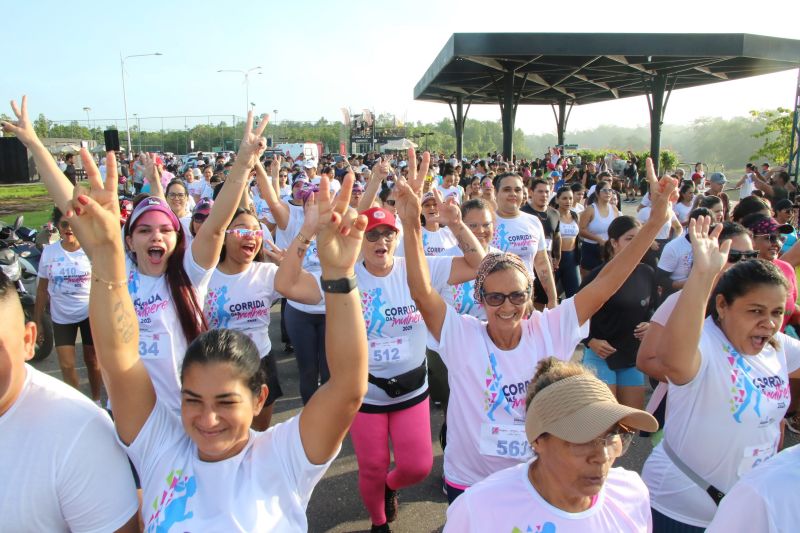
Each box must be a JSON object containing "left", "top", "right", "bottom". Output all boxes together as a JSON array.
[{"left": 361, "top": 207, "right": 399, "bottom": 233}]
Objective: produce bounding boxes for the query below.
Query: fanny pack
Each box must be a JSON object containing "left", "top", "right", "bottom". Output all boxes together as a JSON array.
[
  {"left": 368, "top": 360, "right": 427, "bottom": 398},
  {"left": 662, "top": 439, "right": 725, "bottom": 506}
]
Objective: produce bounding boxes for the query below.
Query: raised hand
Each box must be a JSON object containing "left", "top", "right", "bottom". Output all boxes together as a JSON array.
[
  {"left": 62, "top": 150, "right": 123, "bottom": 259},
  {"left": 262, "top": 240, "right": 286, "bottom": 265},
  {"left": 315, "top": 171, "right": 367, "bottom": 276},
  {"left": 405, "top": 147, "right": 431, "bottom": 196},
  {"left": 237, "top": 112, "right": 270, "bottom": 169},
  {"left": 301, "top": 190, "right": 322, "bottom": 237},
  {"left": 393, "top": 175, "right": 422, "bottom": 224},
  {"left": 430, "top": 189, "right": 462, "bottom": 227},
  {"left": 644, "top": 157, "right": 678, "bottom": 225},
  {"left": 687, "top": 215, "right": 730, "bottom": 276},
  {"left": 0, "top": 96, "right": 41, "bottom": 148},
  {"left": 371, "top": 157, "right": 391, "bottom": 183}
]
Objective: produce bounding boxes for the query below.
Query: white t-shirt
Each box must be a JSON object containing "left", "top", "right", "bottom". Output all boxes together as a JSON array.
[
  {"left": 421, "top": 226, "right": 458, "bottom": 256},
  {"left": 673, "top": 201, "right": 693, "bottom": 224},
  {"left": 205, "top": 262, "right": 281, "bottom": 358},
  {"left": 355, "top": 256, "right": 452, "bottom": 407},
  {"left": 37, "top": 241, "right": 92, "bottom": 324},
  {"left": 739, "top": 174, "right": 755, "bottom": 199},
  {"left": 657, "top": 236, "right": 693, "bottom": 282},
  {"left": 490, "top": 212, "right": 547, "bottom": 276},
  {"left": 436, "top": 245, "right": 501, "bottom": 321},
  {"left": 642, "top": 318, "right": 800, "bottom": 527},
  {"left": 127, "top": 250, "right": 213, "bottom": 411},
  {"left": 706, "top": 443, "right": 800, "bottom": 533},
  {"left": 125, "top": 402, "right": 334, "bottom": 533},
  {"left": 187, "top": 180, "right": 204, "bottom": 200},
  {"left": 276, "top": 202, "right": 326, "bottom": 315},
  {"left": 179, "top": 215, "right": 193, "bottom": 244},
  {"left": 445, "top": 462, "right": 652, "bottom": 533},
  {"left": 573, "top": 202, "right": 586, "bottom": 215},
  {"left": 437, "top": 185, "right": 463, "bottom": 204},
  {"left": 429, "top": 298, "right": 589, "bottom": 487},
  {"left": 0, "top": 366, "right": 138, "bottom": 532},
  {"left": 637, "top": 206, "right": 679, "bottom": 240}
]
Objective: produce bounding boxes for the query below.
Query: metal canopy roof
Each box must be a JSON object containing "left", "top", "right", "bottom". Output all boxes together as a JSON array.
[{"left": 414, "top": 33, "right": 800, "bottom": 106}]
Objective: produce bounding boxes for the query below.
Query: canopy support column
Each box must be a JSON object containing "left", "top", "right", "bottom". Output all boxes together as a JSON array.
[
  {"left": 448, "top": 96, "right": 471, "bottom": 160},
  {"left": 645, "top": 74, "right": 673, "bottom": 175},
  {"left": 551, "top": 98, "right": 573, "bottom": 146}
]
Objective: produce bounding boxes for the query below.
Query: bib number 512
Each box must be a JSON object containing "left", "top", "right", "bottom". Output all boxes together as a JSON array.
[
  {"left": 372, "top": 348, "right": 400, "bottom": 362},
  {"left": 496, "top": 439, "right": 528, "bottom": 458}
]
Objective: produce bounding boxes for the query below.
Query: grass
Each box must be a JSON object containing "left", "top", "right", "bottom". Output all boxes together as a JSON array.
[
  {"left": 0, "top": 183, "right": 54, "bottom": 228},
  {"left": 0, "top": 206, "right": 53, "bottom": 228},
  {"left": 0, "top": 183, "right": 48, "bottom": 200}
]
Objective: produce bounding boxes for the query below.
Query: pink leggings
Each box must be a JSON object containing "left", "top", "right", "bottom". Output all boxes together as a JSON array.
[{"left": 349, "top": 397, "right": 433, "bottom": 525}]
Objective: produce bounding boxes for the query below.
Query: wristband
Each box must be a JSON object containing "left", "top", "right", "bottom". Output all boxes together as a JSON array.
[
  {"left": 296, "top": 232, "right": 312, "bottom": 246},
  {"left": 320, "top": 276, "right": 357, "bottom": 294}
]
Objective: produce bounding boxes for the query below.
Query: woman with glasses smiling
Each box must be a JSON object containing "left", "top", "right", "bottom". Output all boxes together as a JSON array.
[
  {"left": 396, "top": 154, "right": 676, "bottom": 504},
  {"left": 275, "top": 150, "right": 485, "bottom": 532},
  {"left": 445, "top": 358, "right": 658, "bottom": 532}
]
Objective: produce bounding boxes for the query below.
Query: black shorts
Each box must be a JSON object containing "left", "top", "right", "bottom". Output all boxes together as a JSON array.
[
  {"left": 53, "top": 317, "right": 94, "bottom": 347},
  {"left": 261, "top": 353, "right": 283, "bottom": 406},
  {"left": 533, "top": 276, "right": 548, "bottom": 305}
]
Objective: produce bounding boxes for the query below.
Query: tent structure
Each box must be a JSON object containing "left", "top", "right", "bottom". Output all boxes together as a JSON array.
[
  {"left": 413, "top": 33, "right": 800, "bottom": 173},
  {"left": 381, "top": 138, "right": 418, "bottom": 151}
]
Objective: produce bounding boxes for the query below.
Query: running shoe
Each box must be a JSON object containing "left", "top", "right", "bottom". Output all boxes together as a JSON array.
[
  {"left": 384, "top": 484, "right": 398, "bottom": 523},
  {"left": 785, "top": 412, "right": 800, "bottom": 434},
  {"left": 283, "top": 342, "right": 294, "bottom": 353},
  {"left": 371, "top": 524, "right": 391, "bottom": 533}
]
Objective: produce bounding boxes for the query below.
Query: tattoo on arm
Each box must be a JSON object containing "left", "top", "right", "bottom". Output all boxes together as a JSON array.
[
  {"left": 112, "top": 298, "right": 136, "bottom": 343},
  {"left": 456, "top": 234, "right": 478, "bottom": 254}
]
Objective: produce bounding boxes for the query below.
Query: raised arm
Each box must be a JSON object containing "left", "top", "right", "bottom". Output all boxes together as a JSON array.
[
  {"left": 273, "top": 192, "right": 324, "bottom": 305},
  {"left": 659, "top": 218, "right": 729, "bottom": 385},
  {"left": 192, "top": 112, "right": 269, "bottom": 269},
  {"left": 574, "top": 158, "right": 677, "bottom": 324},
  {"left": 254, "top": 158, "right": 289, "bottom": 229},
  {"left": 358, "top": 158, "right": 390, "bottom": 212},
  {"left": 429, "top": 190, "right": 485, "bottom": 284},
  {"left": 299, "top": 172, "right": 368, "bottom": 464},
  {"left": 142, "top": 153, "right": 165, "bottom": 200}
]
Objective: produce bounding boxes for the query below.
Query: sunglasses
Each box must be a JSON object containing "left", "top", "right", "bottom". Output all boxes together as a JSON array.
[
  {"left": 365, "top": 229, "right": 397, "bottom": 242},
  {"left": 192, "top": 213, "right": 209, "bottom": 223},
  {"left": 225, "top": 229, "right": 264, "bottom": 238},
  {"left": 481, "top": 290, "right": 529, "bottom": 307},
  {"left": 383, "top": 199, "right": 396, "bottom": 206},
  {"left": 754, "top": 233, "right": 786, "bottom": 244},
  {"left": 167, "top": 192, "right": 186, "bottom": 199},
  {"left": 727, "top": 250, "right": 759, "bottom": 263}
]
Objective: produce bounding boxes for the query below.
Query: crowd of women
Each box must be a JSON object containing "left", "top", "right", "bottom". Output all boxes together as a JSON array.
[{"left": 1, "top": 94, "right": 799, "bottom": 533}]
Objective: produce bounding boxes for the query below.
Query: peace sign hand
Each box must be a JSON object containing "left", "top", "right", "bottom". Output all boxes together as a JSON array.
[
  {"left": 688, "top": 215, "right": 730, "bottom": 277},
  {"left": 62, "top": 149, "right": 123, "bottom": 260},
  {"left": 0, "top": 96, "right": 41, "bottom": 148},
  {"left": 315, "top": 171, "right": 367, "bottom": 277},
  {"left": 644, "top": 157, "right": 678, "bottom": 226},
  {"left": 237, "top": 111, "right": 270, "bottom": 168},
  {"left": 406, "top": 147, "right": 431, "bottom": 196},
  {"left": 393, "top": 175, "right": 422, "bottom": 225},
  {"left": 429, "top": 189, "right": 462, "bottom": 227}
]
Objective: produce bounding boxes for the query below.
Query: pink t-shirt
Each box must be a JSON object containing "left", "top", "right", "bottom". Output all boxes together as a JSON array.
[{"left": 772, "top": 258, "right": 797, "bottom": 330}]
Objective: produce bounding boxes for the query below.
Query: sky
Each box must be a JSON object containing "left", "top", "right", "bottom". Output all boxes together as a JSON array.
[{"left": 3, "top": 0, "right": 799, "bottom": 136}]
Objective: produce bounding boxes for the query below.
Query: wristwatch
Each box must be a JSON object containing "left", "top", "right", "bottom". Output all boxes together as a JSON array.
[{"left": 320, "top": 275, "right": 357, "bottom": 293}]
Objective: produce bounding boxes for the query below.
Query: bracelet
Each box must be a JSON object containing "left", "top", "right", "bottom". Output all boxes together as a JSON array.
[
  {"left": 296, "top": 232, "right": 312, "bottom": 246},
  {"left": 93, "top": 276, "right": 127, "bottom": 290}
]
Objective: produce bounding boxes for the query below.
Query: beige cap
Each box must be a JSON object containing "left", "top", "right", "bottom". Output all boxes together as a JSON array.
[{"left": 525, "top": 374, "right": 658, "bottom": 444}]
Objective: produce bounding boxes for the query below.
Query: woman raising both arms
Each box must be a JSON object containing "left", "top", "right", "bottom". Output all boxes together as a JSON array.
[
  {"left": 395, "top": 155, "right": 677, "bottom": 502},
  {"left": 39, "top": 123, "right": 370, "bottom": 530}
]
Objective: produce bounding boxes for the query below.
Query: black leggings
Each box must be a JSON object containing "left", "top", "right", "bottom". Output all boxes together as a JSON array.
[
  {"left": 284, "top": 304, "right": 329, "bottom": 404},
  {"left": 53, "top": 317, "right": 94, "bottom": 347}
]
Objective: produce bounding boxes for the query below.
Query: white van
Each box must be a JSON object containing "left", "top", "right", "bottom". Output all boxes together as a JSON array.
[{"left": 276, "top": 143, "right": 319, "bottom": 164}]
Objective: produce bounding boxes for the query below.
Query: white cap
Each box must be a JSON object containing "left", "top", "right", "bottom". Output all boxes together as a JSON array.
[
  {"left": 398, "top": 161, "right": 408, "bottom": 168},
  {"left": 303, "top": 159, "right": 317, "bottom": 169}
]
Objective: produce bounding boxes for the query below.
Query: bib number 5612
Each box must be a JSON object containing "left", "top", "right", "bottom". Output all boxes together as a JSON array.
[{"left": 496, "top": 439, "right": 528, "bottom": 458}]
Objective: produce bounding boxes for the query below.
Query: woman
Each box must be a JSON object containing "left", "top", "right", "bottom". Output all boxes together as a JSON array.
[
  {"left": 673, "top": 182, "right": 695, "bottom": 225},
  {"left": 490, "top": 172, "right": 557, "bottom": 307},
  {"left": 641, "top": 217, "right": 800, "bottom": 531},
  {"left": 694, "top": 194, "right": 725, "bottom": 223},
  {"left": 444, "top": 359, "right": 658, "bottom": 532},
  {"left": 466, "top": 176, "right": 482, "bottom": 201},
  {"left": 275, "top": 154, "right": 484, "bottom": 531},
  {"left": 480, "top": 175, "right": 495, "bottom": 205},
  {"left": 254, "top": 159, "right": 330, "bottom": 404},
  {"left": 203, "top": 208, "right": 308, "bottom": 431},
  {"left": 419, "top": 191, "right": 458, "bottom": 256},
  {"left": 579, "top": 180, "right": 619, "bottom": 276},
  {"left": 398, "top": 156, "right": 676, "bottom": 502},
  {"left": 188, "top": 198, "right": 213, "bottom": 240},
  {"left": 554, "top": 186, "right": 581, "bottom": 297},
  {"left": 34, "top": 207, "right": 102, "bottom": 403},
  {"left": 60, "top": 152, "right": 370, "bottom": 531},
  {"left": 580, "top": 216, "right": 657, "bottom": 409},
  {"left": 166, "top": 178, "right": 192, "bottom": 235}
]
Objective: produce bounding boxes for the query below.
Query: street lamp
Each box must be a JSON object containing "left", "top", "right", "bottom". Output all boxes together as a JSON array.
[
  {"left": 217, "top": 67, "right": 262, "bottom": 115},
  {"left": 120, "top": 52, "right": 163, "bottom": 155}
]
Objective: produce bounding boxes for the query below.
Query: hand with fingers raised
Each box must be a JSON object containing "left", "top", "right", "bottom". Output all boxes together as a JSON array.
[
  {"left": 0, "top": 95, "right": 41, "bottom": 148},
  {"left": 262, "top": 240, "right": 286, "bottom": 265},
  {"left": 688, "top": 215, "right": 730, "bottom": 277},
  {"left": 431, "top": 189, "right": 462, "bottom": 227},
  {"left": 643, "top": 157, "right": 678, "bottom": 226},
  {"left": 393, "top": 176, "right": 422, "bottom": 226},
  {"left": 237, "top": 113, "right": 270, "bottom": 169},
  {"left": 315, "top": 171, "right": 367, "bottom": 277},
  {"left": 406, "top": 147, "right": 431, "bottom": 196}
]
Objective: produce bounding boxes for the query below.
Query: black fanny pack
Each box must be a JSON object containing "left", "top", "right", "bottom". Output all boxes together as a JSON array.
[{"left": 368, "top": 360, "right": 427, "bottom": 398}]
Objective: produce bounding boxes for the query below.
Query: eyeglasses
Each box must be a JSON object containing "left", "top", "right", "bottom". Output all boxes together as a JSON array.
[
  {"left": 466, "top": 222, "right": 493, "bottom": 231},
  {"left": 754, "top": 233, "right": 786, "bottom": 244},
  {"left": 727, "top": 250, "right": 759, "bottom": 263},
  {"left": 225, "top": 229, "right": 264, "bottom": 238},
  {"left": 566, "top": 426, "right": 635, "bottom": 457},
  {"left": 365, "top": 229, "right": 397, "bottom": 242},
  {"left": 192, "top": 213, "right": 209, "bottom": 223},
  {"left": 279, "top": 174, "right": 288, "bottom": 178},
  {"left": 167, "top": 192, "right": 186, "bottom": 199},
  {"left": 480, "top": 290, "right": 529, "bottom": 307},
  {"left": 384, "top": 199, "right": 396, "bottom": 206}
]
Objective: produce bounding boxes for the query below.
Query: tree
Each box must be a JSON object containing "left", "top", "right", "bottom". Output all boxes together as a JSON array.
[
  {"left": 34, "top": 114, "right": 50, "bottom": 138},
  {"left": 750, "top": 107, "right": 793, "bottom": 165}
]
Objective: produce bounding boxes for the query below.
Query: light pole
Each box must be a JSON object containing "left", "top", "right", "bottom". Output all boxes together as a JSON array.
[
  {"left": 120, "top": 52, "right": 163, "bottom": 155},
  {"left": 82, "top": 106, "right": 91, "bottom": 129},
  {"left": 273, "top": 109, "right": 278, "bottom": 142},
  {"left": 217, "top": 67, "right": 262, "bottom": 115}
]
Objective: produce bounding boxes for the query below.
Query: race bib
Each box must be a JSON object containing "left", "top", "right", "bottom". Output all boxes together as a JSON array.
[
  {"left": 369, "top": 336, "right": 411, "bottom": 364},
  {"left": 138, "top": 331, "right": 169, "bottom": 360},
  {"left": 737, "top": 442, "right": 777, "bottom": 476},
  {"left": 479, "top": 423, "right": 532, "bottom": 460}
]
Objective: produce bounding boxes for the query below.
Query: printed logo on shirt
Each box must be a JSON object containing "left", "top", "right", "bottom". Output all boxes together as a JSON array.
[
  {"left": 512, "top": 522, "right": 556, "bottom": 533},
  {"left": 205, "top": 286, "right": 268, "bottom": 329},
  {"left": 447, "top": 280, "right": 482, "bottom": 316},
  {"left": 484, "top": 352, "right": 528, "bottom": 421},
  {"left": 360, "top": 287, "right": 421, "bottom": 337},
  {"left": 492, "top": 224, "right": 534, "bottom": 253},
  {"left": 128, "top": 269, "right": 140, "bottom": 294},
  {"left": 133, "top": 293, "right": 169, "bottom": 319},
  {"left": 145, "top": 469, "right": 196, "bottom": 533},
  {"left": 724, "top": 344, "right": 789, "bottom": 423}
]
